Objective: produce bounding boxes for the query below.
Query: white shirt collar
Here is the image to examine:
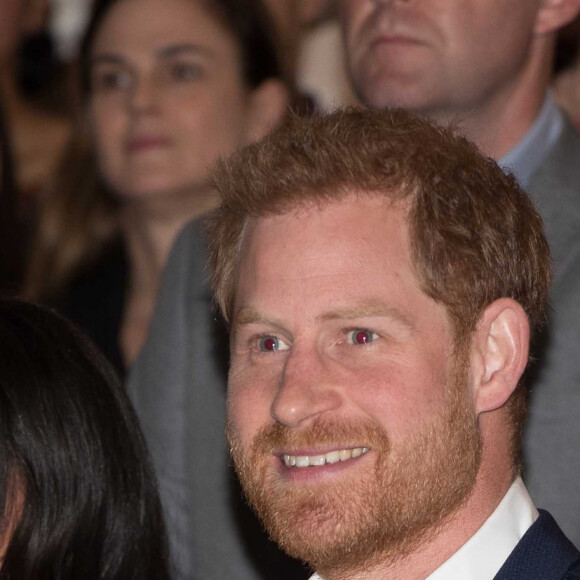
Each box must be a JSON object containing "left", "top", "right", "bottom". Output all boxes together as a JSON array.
[
  {"left": 309, "top": 477, "right": 537, "bottom": 580},
  {"left": 426, "top": 477, "right": 538, "bottom": 579}
]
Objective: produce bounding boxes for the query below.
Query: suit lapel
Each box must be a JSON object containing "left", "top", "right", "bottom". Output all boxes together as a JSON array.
[{"left": 494, "top": 511, "right": 580, "bottom": 579}]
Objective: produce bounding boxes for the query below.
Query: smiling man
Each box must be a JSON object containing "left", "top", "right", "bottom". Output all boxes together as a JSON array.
[
  {"left": 206, "top": 108, "right": 579, "bottom": 579},
  {"left": 339, "top": 0, "right": 580, "bottom": 547}
]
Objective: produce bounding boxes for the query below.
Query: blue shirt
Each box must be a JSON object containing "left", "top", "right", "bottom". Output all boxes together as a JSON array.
[{"left": 500, "top": 93, "right": 564, "bottom": 188}]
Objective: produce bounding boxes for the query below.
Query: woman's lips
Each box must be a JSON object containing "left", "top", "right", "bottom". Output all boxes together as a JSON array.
[{"left": 126, "top": 136, "right": 171, "bottom": 153}]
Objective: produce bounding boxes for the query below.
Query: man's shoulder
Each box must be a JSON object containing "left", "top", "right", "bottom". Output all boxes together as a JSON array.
[
  {"left": 526, "top": 115, "right": 580, "bottom": 269},
  {"left": 564, "top": 560, "right": 580, "bottom": 580},
  {"left": 528, "top": 115, "right": 580, "bottom": 193},
  {"left": 495, "top": 510, "right": 580, "bottom": 579},
  {"left": 167, "top": 217, "right": 209, "bottom": 273}
]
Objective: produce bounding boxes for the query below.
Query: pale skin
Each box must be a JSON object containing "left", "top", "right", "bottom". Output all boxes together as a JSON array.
[
  {"left": 88, "top": 0, "right": 288, "bottom": 365},
  {"left": 229, "top": 195, "right": 530, "bottom": 579},
  {"left": 340, "top": 0, "right": 580, "bottom": 159}
]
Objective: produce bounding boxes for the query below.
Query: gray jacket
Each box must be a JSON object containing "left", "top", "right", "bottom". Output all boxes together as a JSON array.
[
  {"left": 127, "top": 220, "right": 307, "bottom": 580},
  {"left": 127, "top": 119, "right": 580, "bottom": 579},
  {"left": 523, "top": 118, "right": 580, "bottom": 542}
]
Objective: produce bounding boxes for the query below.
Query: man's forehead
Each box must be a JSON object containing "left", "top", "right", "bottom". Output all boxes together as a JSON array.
[
  {"left": 231, "top": 193, "right": 436, "bottom": 319},
  {"left": 236, "top": 195, "right": 412, "bottom": 280}
]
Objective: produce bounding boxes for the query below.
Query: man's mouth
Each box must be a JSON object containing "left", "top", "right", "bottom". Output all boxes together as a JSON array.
[{"left": 283, "top": 447, "right": 370, "bottom": 468}]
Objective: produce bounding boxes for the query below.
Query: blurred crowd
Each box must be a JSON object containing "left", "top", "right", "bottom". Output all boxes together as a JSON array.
[
  {"left": 1, "top": 0, "right": 357, "bottom": 373},
  {"left": 7, "top": 1, "right": 579, "bottom": 372}
]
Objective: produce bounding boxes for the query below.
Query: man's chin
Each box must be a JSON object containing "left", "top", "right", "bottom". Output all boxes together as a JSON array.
[
  {"left": 230, "top": 374, "right": 481, "bottom": 575},
  {"left": 249, "top": 450, "right": 479, "bottom": 576},
  {"left": 247, "top": 476, "right": 398, "bottom": 574}
]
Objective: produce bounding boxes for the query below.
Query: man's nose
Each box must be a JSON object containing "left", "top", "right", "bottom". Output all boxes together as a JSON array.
[{"left": 271, "top": 348, "right": 342, "bottom": 428}]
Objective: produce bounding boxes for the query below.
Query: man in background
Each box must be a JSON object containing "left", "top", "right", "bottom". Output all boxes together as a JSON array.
[{"left": 340, "top": 0, "right": 580, "bottom": 545}]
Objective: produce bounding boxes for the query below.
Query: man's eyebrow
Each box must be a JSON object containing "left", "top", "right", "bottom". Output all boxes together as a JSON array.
[
  {"left": 316, "top": 301, "right": 415, "bottom": 329},
  {"left": 233, "top": 308, "right": 284, "bottom": 329},
  {"left": 234, "top": 302, "right": 415, "bottom": 329}
]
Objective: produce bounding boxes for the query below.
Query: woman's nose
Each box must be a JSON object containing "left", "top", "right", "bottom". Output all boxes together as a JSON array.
[{"left": 128, "top": 75, "right": 161, "bottom": 114}]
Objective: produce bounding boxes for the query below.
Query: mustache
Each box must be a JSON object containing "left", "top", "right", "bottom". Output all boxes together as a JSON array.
[{"left": 228, "top": 416, "right": 392, "bottom": 457}]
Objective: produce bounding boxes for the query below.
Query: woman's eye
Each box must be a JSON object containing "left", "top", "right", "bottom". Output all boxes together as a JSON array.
[
  {"left": 347, "top": 329, "right": 378, "bottom": 345},
  {"left": 92, "top": 69, "right": 132, "bottom": 92},
  {"left": 170, "top": 62, "right": 202, "bottom": 83},
  {"left": 258, "top": 336, "right": 289, "bottom": 352}
]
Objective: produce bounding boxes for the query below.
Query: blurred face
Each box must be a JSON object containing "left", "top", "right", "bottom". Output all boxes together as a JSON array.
[
  {"left": 341, "top": 0, "right": 543, "bottom": 116},
  {"left": 228, "top": 196, "right": 481, "bottom": 575},
  {"left": 263, "top": 0, "right": 300, "bottom": 72},
  {"left": 89, "top": 0, "right": 257, "bottom": 200}
]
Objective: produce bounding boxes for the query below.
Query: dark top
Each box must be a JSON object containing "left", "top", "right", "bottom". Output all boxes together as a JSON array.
[
  {"left": 0, "top": 97, "right": 27, "bottom": 293},
  {"left": 55, "top": 238, "right": 128, "bottom": 376}
]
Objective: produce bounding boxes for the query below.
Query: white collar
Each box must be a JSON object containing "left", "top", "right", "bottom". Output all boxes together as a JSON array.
[
  {"left": 426, "top": 477, "right": 538, "bottom": 579},
  {"left": 309, "top": 477, "right": 537, "bottom": 580}
]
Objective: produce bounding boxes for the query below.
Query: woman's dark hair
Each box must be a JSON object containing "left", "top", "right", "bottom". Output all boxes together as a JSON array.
[
  {"left": 79, "top": 0, "right": 284, "bottom": 94},
  {"left": 0, "top": 299, "right": 169, "bottom": 579}
]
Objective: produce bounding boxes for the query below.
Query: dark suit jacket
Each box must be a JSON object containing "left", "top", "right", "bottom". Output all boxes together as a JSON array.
[{"left": 495, "top": 510, "right": 580, "bottom": 579}]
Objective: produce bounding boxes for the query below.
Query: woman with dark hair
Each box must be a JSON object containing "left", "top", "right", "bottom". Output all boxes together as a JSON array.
[
  {"left": 25, "top": 0, "right": 289, "bottom": 372},
  {"left": 0, "top": 298, "right": 169, "bottom": 579}
]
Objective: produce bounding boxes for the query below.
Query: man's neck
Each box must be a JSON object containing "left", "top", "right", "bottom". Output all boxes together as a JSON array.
[
  {"left": 425, "top": 42, "right": 553, "bottom": 161},
  {"left": 429, "top": 89, "right": 546, "bottom": 162},
  {"left": 313, "top": 476, "right": 531, "bottom": 580}
]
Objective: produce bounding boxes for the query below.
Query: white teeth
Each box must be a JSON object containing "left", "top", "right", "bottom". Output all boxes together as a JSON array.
[
  {"left": 309, "top": 455, "right": 326, "bottom": 466},
  {"left": 326, "top": 451, "right": 341, "bottom": 464},
  {"left": 282, "top": 447, "right": 370, "bottom": 468}
]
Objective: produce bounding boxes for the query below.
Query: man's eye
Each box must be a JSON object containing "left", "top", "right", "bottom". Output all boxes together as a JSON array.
[
  {"left": 347, "top": 329, "right": 378, "bottom": 345},
  {"left": 258, "top": 336, "right": 289, "bottom": 352}
]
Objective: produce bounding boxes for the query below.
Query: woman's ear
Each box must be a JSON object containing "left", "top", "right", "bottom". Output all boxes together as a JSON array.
[
  {"left": 535, "top": 0, "right": 580, "bottom": 35},
  {"left": 245, "top": 79, "right": 290, "bottom": 144},
  {"left": 469, "top": 298, "right": 530, "bottom": 416}
]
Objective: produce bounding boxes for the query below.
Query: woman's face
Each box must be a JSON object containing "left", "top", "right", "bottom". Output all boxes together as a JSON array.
[{"left": 88, "top": 0, "right": 259, "bottom": 201}]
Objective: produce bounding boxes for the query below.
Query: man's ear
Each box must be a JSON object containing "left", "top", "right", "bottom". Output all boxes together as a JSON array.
[
  {"left": 244, "top": 79, "right": 290, "bottom": 144},
  {"left": 469, "top": 298, "right": 530, "bottom": 416},
  {"left": 535, "top": 0, "right": 580, "bottom": 35}
]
